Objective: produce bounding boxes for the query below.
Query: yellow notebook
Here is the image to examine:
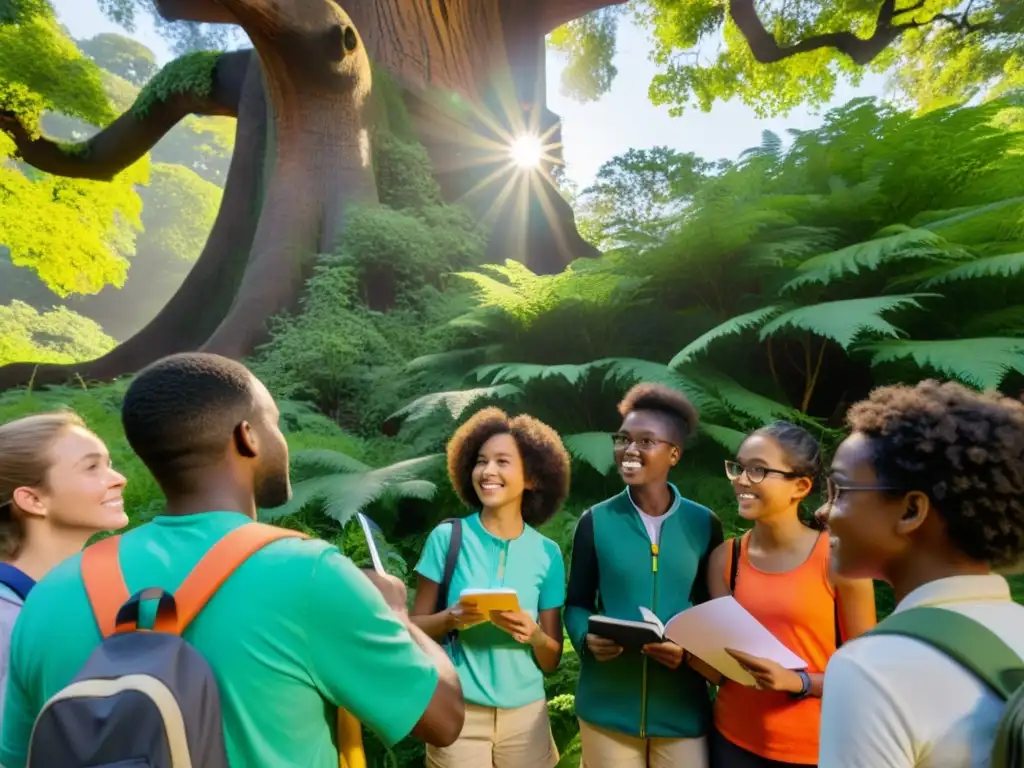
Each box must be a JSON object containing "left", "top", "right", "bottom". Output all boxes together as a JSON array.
[{"left": 459, "top": 588, "right": 520, "bottom": 614}]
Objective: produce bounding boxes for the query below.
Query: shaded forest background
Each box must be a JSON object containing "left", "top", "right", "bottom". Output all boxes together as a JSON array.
[{"left": 3, "top": 1, "right": 1024, "bottom": 765}]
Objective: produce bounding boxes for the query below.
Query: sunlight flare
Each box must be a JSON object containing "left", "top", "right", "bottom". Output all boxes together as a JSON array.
[{"left": 509, "top": 133, "right": 544, "bottom": 169}]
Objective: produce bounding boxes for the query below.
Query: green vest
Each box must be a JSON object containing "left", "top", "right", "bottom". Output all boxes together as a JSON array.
[{"left": 564, "top": 486, "right": 722, "bottom": 739}]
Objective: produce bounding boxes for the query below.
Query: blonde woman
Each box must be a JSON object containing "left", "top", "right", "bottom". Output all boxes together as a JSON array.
[{"left": 0, "top": 412, "right": 129, "bottom": 722}]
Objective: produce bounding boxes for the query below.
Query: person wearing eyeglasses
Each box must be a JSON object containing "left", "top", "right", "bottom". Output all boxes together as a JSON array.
[
  {"left": 564, "top": 383, "right": 723, "bottom": 768},
  {"left": 818, "top": 382, "right": 1024, "bottom": 768},
  {"left": 705, "top": 421, "right": 876, "bottom": 768}
]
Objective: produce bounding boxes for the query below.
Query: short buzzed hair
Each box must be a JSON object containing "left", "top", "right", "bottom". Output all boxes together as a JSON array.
[
  {"left": 618, "top": 382, "right": 699, "bottom": 446},
  {"left": 122, "top": 353, "right": 257, "bottom": 486}
]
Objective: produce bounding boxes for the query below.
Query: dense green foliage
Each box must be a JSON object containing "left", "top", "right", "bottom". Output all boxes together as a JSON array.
[
  {"left": 4, "top": 3, "right": 1024, "bottom": 765},
  {"left": 1, "top": 12, "right": 232, "bottom": 351},
  {"left": 552, "top": 1, "right": 1024, "bottom": 116}
]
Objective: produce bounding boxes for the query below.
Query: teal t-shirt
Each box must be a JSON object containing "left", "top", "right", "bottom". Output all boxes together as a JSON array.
[
  {"left": 415, "top": 513, "right": 565, "bottom": 709},
  {"left": 0, "top": 512, "right": 440, "bottom": 768}
]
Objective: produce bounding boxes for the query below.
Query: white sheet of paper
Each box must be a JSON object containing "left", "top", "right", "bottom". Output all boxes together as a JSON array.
[
  {"left": 662, "top": 596, "right": 807, "bottom": 686},
  {"left": 638, "top": 606, "right": 665, "bottom": 636}
]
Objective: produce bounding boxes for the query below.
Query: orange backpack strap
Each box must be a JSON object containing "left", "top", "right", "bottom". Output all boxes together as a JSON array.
[
  {"left": 172, "top": 522, "right": 309, "bottom": 635},
  {"left": 82, "top": 535, "right": 130, "bottom": 639}
]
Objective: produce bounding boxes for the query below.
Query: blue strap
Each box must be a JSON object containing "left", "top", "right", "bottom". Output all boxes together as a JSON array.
[{"left": 0, "top": 563, "right": 35, "bottom": 601}]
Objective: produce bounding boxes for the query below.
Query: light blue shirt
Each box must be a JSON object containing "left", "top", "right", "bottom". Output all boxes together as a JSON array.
[{"left": 415, "top": 513, "right": 565, "bottom": 709}]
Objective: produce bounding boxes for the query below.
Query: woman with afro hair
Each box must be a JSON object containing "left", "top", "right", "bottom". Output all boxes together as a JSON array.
[
  {"left": 564, "top": 383, "right": 723, "bottom": 768},
  {"left": 819, "top": 380, "right": 1024, "bottom": 767},
  {"left": 411, "top": 407, "right": 570, "bottom": 768}
]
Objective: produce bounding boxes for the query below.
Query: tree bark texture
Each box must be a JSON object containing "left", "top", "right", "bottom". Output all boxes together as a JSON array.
[{"left": 196, "top": 0, "right": 378, "bottom": 359}]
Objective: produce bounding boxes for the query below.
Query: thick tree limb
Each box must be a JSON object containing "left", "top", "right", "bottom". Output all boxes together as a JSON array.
[
  {"left": 538, "top": 0, "right": 628, "bottom": 36},
  {"left": 0, "top": 55, "right": 268, "bottom": 391},
  {"left": 0, "top": 50, "right": 251, "bottom": 182},
  {"left": 730, "top": 0, "right": 957, "bottom": 67},
  {"left": 153, "top": 0, "right": 237, "bottom": 24}
]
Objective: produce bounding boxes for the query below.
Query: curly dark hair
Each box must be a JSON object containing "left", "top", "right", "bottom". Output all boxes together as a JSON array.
[
  {"left": 617, "top": 383, "right": 699, "bottom": 446},
  {"left": 447, "top": 407, "right": 571, "bottom": 527},
  {"left": 846, "top": 379, "right": 1024, "bottom": 568}
]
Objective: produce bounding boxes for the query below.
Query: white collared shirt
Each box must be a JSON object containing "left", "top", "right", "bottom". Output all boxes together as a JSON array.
[{"left": 819, "top": 574, "right": 1024, "bottom": 767}]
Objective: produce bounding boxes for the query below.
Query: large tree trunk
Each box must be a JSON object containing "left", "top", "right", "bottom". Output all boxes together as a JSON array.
[
  {"left": 198, "top": 0, "right": 378, "bottom": 358},
  {"left": 0, "top": 0, "right": 619, "bottom": 390}
]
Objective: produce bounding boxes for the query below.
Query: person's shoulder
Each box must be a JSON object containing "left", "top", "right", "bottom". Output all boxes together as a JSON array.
[
  {"left": 676, "top": 492, "right": 714, "bottom": 518},
  {"left": 425, "top": 517, "right": 463, "bottom": 548},
  {"left": 589, "top": 490, "right": 629, "bottom": 517},
  {"left": 531, "top": 529, "right": 565, "bottom": 562}
]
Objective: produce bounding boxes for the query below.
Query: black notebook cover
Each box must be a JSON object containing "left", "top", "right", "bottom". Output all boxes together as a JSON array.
[{"left": 588, "top": 615, "right": 664, "bottom": 649}]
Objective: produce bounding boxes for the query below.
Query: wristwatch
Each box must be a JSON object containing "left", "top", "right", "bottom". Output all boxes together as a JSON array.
[{"left": 790, "top": 670, "right": 811, "bottom": 699}]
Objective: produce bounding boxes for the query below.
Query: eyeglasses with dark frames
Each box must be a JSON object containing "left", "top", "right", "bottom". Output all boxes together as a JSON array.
[
  {"left": 823, "top": 477, "right": 904, "bottom": 508},
  {"left": 724, "top": 460, "right": 806, "bottom": 485},
  {"left": 611, "top": 433, "right": 675, "bottom": 451}
]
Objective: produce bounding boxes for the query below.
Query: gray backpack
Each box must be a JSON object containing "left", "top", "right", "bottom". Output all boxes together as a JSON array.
[
  {"left": 26, "top": 522, "right": 306, "bottom": 768},
  {"left": 868, "top": 605, "right": 1024, "bottom": 768}
]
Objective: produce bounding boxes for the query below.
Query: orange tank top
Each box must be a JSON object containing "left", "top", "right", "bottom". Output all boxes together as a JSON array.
[{"left": 713, "top": 531, "right": 838, "bottom": 765}]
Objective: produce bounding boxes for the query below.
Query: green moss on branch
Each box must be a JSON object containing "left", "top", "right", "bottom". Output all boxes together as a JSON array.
[{"left": 131, "top": 51, "right": 221, "bottom": 118}]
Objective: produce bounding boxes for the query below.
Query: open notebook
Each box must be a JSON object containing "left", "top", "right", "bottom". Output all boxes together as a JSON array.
[
  {"left": 459, "top": 588, "right": 521, "bottom": 614},
  {"left": 588, "top": 597, "right": 807, "bottom": 686}
]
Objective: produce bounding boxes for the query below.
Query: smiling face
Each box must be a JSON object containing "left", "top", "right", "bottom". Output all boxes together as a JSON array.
[
  {"left": 731, "top": 434, "right": 813, "bottom": 521},
  {"left": 614, "top": 410, "right": 680, "bottom": 487},
  {"left": 471, "top": 432, "right": 528, "bottom": 510},
  {"left": 825, "top": 431, "right": 922, "bottom": 580},
  {"left": 17, "top": 426, "right": 129, "bottom": 535}
]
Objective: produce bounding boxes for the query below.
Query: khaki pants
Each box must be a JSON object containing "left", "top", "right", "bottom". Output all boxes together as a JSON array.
[
  {"left": 579, "top": 719, "right": 709, "bottom": 768},
  {"left": 425, "top": 699, "right": 558, "bottom": 768}
]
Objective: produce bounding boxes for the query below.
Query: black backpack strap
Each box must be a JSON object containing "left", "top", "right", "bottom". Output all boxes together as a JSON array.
[
  {"left": 435, "top": 518, "right": 463, "bottom": 647},
  {"left": 729, "top": 536, "right": 741, "bottom": 593}
]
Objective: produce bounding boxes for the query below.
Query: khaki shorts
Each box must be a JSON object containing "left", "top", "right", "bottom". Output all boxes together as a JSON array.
[
  {"left": 425, "top": 699, "right": 558, "bottom": 768},
  {"left": 579, "top": 719, "right": 709, "bottom": 768}
]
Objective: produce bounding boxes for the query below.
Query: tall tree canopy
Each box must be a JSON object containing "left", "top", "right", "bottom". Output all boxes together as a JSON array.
[{"left": 551, "top": 1, "right": 1023, "bottom": 115}]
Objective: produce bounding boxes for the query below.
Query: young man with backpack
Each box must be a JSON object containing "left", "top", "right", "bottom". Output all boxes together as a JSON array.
[
  {"left": 819, "top": 380, "right": 1024, "bottom": 767},
  {"left": 0, "top": 352, "right": 465, "bottom": 768}
]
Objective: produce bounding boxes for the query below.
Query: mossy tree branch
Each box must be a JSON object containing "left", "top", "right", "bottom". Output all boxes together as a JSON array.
[{"left": 0, "top": 49, "right": 251, "bottom": 181}]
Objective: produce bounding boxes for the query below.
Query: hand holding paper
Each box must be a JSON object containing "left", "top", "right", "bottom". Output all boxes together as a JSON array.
[
  {"left": 660, "top": 596, "right": 807, "bottom": 686},
  {"left": 726, "top": 648, "right": 805, "bottom": 693}
]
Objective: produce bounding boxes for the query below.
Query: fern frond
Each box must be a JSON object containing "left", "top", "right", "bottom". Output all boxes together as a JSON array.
[
  {"left": 596, "top": 357, "right": 717, "bottom": 412},
  {"left": 290, "top": 449, "right": 370, "bottom": 475},
  {"left": 685, "top": 365, "right": 805, "bottom": 424},
  {"left": 920, "top": 197, "right": 1024, "bottom": 233},
  {"left": 261, "top": 454, "right": 444, "bottom": 526},
  {"left": 669, "top": 306, "right": 785, "bottom": 367},
  {"left": 482, "top": 363, "right": 594, "bottom": 388},
  {"left": 405, "top": 346, "right": 500, "bottom": 373},
  {"left": 759, "top": 294, "right": 936, "bottom": 350},
  {"left": 863, "top": 338, "right": 1024, "bottom": 389},
  {"left": 563, "top": 432, "right": 616, "bottom": 475},
  {"left": 388, "top": 385, "right": 523, "bottom": 423},
  {"left": 782, "top": 229, "right": 954, "bottom": 292},
  {"left": 699, "top": 423, "right": 748, "bottom": 454},
  {"left": 923, "top": 252, "right": 1024, "bottom": 287}
]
